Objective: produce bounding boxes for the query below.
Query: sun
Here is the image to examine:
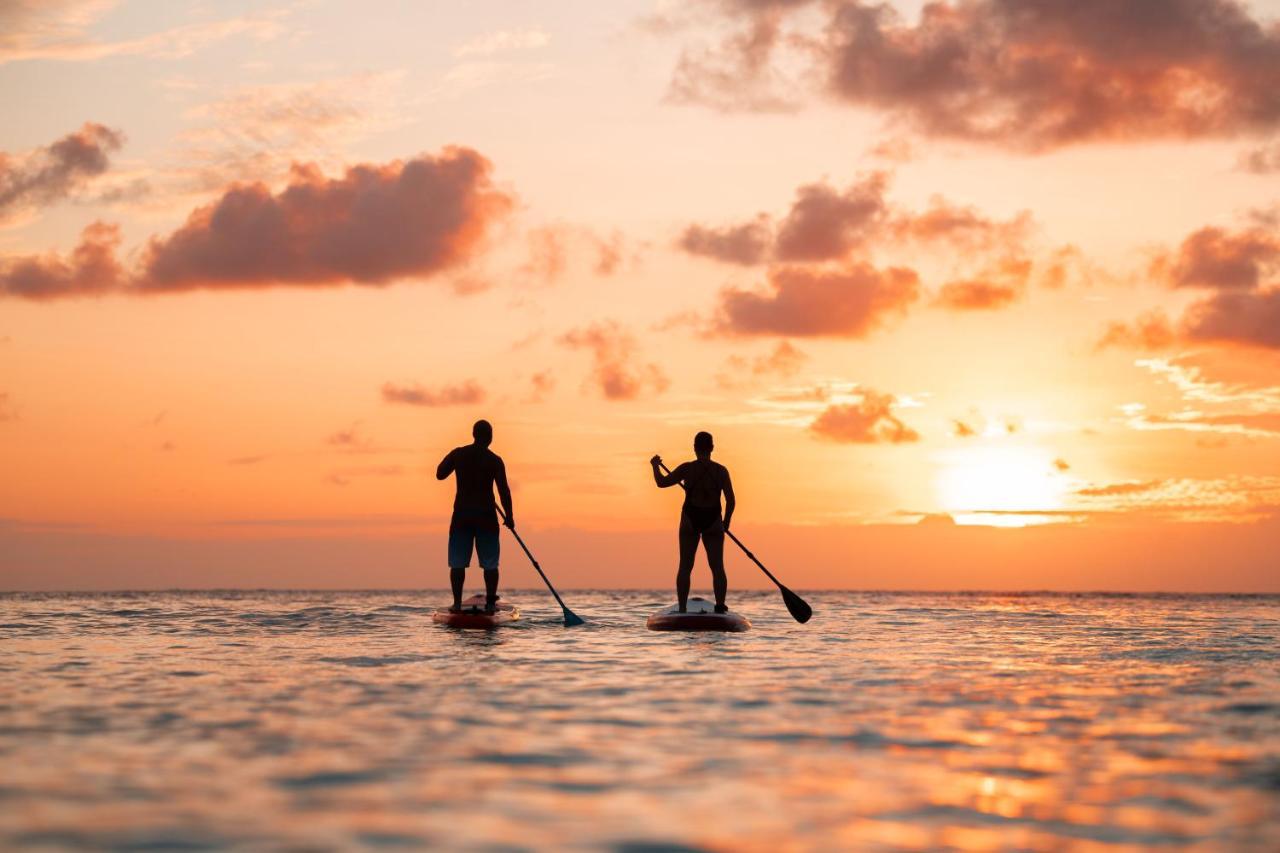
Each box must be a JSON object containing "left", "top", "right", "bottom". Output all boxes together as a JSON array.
[{"left": 935, "top": 445, "right": 1068, "bottom": 527}]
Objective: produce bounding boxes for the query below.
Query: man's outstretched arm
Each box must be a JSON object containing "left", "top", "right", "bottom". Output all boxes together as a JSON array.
[
  {"left": 435, "top": 448, "right": 457, "bottom": 480},
  {"left": 495, "top": 458, "right": 514, "bottom": 528}
]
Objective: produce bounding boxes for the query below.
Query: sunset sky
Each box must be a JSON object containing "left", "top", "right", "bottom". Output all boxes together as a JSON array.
[{"left": 3, "top": 0, "right": 1280, "bottom": 591}]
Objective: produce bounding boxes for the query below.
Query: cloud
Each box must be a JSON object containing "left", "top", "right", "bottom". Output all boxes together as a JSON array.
[
  {"left": 676, "top": 172, "right": 1036, "bottom": 313},
  {"left": 1097, "top": 311, "right": 1178, "bottom": 351},
  {"left": 809, "top": 388, "right": 920, "bottom": 444},
  {"left": 1072, "top": 475, "right": 1280, "bottom": 522},
  {"left": 718, "top": 262, "right": 919, "bottom": 337},
  {"left": 559, "top": 320, "right": 669, "bottom": 400},
  {"left": 0, "top": 391, "right": 16, "bottom": 422},
  {"left": 526, "top": 370, "right": 556, "bottom": 402},
  {"left": 673, "top": 0, "right": 1280, "bottom": 149},
  {"left": 0, "top": 122, "right": 123, "bottom": 219},
  {"left": 1053, "top": 458, "right": 1070, "bottom": 472},
  {"left": 381, "top": 380, "right": 485, "bottom": 407},
  {"left": 1077, "top": 480, "right": 1163, "bottom": 497},
  {"left": 774, "top": 173, "right": 888, "bottom": 261},
  {"left": 952, "top": 419, "right": 977, "bottom": 437},
  {"left": 678, "top": 215, "right": 772, "bottom": 265},
  {"left": 890, "top": 199, "right": 1032, "bottom": 251},
  {"left": 1239, "top": 141, "right": 1280, "bottom": 174},
  {"left": 3, "top": 147, "right": 512, "bottom": 301},
  {"left": 667, "top": 12, "right": 800, "bottom": 113},
  {"left": 519, "top": 225, "right": 630, "bottom": 284},
  {"left": 1152, "top": 226, "right": 1280, "bottom": 290},
  {"left": 1119, "top": 356, "right": 1280, "bottom": 437},
  {"left": 0, "top": 222, "right": 123, "bottom": 300},
  {"left": 1106, "top": 218, "right": 1280, "bottom": 350},
  {"left": 139, "top": 148, "right": 509, "bottom": 292},
  {"left": 934, "top": 278, "right": 1020, "bottom": 311},
  {"left": 520, "top": 226, "right": 569, "bottom": 284},
  {"left": 717, "top": 340, "right": 808, "bottom": 388},
  {"left": 1183, "top": 288, "right": 1280, "bottom": 349},
  {"left": 0, "top": 5, "right": 287, "bottom": 65}
]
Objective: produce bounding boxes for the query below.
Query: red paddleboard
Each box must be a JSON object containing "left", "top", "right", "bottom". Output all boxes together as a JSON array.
[
  {"left": 432, "top": 595, "right": 520, "bottom": 629},
  {"left": 646, "top": 597, "right": 750, "bottom": 632}
]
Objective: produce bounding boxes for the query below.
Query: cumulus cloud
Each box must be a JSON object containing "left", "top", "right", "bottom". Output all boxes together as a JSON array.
[
  {"left": 672, "top": 0, "right": 1280, "bottom": 150},
  {"left": 0, "top": 122, "right": 122, "bottom": 219},
  {"left": 774, "top": 173, "right": 888, "bottom": 261},
  {"left": 1153, "top": 226, "right": 1280, "bottom": 290},
  {"left": 139, "top": 148, "right": 510, "bottom": 292},
  {"left": 1108, "top": 221, "right": 1280, "bottom": 350},
  {"left": 0, "top": 222, "right": 123, "bottom": 300},
  {"left": 678, "top": 216, "right": 772, "bottom": 265},
  {"left": 381, "top": 380, "right": 485, "bottom": 407},
  {"left": 1, "top": 147, "right": 514, "bottom": 301},
  {"left": 809, "top": 389, "right": 920, "bottom": 444},
  {"left": 719, "top": 262, "right": 919, "bottom": 337},
  {"left": 679, "top": 170, "right": 1038, "bottom": 318},
  {"left": 1183, "top": 288, "right": 1280, "bottom": 349},
  {"left": 559, "top": 321, "right": 669, "bottom": 400}
]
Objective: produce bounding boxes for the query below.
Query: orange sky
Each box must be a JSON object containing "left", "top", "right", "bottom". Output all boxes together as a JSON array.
[{"left": 3, "top": 0, "right": 1280, "bottom": 591}]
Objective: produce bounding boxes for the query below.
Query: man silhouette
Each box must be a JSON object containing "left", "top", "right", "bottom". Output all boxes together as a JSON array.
[
  {"left": 650, "top": 431, "right": 735, "bottom": 614},
  {"left": 436, "top": 419, "right": 514, "bottom": 613}
]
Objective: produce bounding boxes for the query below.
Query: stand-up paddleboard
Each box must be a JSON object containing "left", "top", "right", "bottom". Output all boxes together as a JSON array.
[
  {"left": 432, "top": 594, "right": 520, "bottom": 629},
  {"left": 646, "top": 597, "right": 750, "bottom": 632}
]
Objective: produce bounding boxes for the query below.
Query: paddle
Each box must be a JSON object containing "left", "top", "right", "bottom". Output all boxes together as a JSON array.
[
  {"left": 495, "top": 503, "right": 585, "bottom": 627},
  {"left": 657, "top": 460, "right": 812, "bottom": 624}
]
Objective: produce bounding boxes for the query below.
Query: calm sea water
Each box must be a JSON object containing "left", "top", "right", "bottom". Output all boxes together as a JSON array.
[{"left": 1, "top": 590, "right": 1278, "bottom": 851}]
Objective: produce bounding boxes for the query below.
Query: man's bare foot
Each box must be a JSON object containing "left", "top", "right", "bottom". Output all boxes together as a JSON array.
[
  {"left": 449, "top": 604, "right": 463, "bottom": 613},
  {"left": 714, "top": 603, "right": 728, "bottom": 614}
]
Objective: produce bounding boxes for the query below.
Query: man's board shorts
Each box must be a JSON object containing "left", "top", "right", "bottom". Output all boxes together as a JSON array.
[{"left": 448, "top": 523, "right": 500, "bottom": 570}]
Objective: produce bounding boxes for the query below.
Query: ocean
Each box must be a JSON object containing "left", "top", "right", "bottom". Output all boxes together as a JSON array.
[{"left": 1, "top": 590, "right": 1277, "bottom": 851}]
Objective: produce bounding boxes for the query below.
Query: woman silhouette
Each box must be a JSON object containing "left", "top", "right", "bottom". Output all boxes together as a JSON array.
[{"left": 650, "top": 431, "right": 736, "bottom": 613}]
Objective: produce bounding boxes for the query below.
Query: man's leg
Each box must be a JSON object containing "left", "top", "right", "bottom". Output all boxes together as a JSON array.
[
  {"left": 449, "top": 567, "right": 466, "bottom": 611},
  {"left": 677, "top": 517, "right": 697, "bottom": 612},
  {"left": 483, "top": 570, "right": 499, "bottom": 611},
  {"left": 477, "top": 528, "right": 500, "bottom": 612},
  {"left": 704, "top": 524, "right": 727, "bottom": 611},
  {"left": 447, "top": 525, "right": 470, "bottom": 610}
]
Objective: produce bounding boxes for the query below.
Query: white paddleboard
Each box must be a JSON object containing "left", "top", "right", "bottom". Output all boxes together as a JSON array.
[{"left": 646, "top": 596, "right": 750, "bottom": 632}]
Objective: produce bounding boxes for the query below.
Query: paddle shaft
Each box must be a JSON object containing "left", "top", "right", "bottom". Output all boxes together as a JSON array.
[
  {"left": 657, "top": 461, "right": 785, "bottom": 590},
  {"left": 494, "top": 503, "right": 573, "bottom": 614}
]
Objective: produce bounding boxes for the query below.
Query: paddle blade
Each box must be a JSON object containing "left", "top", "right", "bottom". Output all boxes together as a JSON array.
[
  {"left": 562, "top": 608, "right": 586, "bottom": 627},
  {"left": 780, "top": 585, "right": 812, "bottom": 623}
]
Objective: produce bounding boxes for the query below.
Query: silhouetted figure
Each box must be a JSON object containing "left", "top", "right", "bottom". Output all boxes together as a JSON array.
[
  {"left": 650, "top": 431, "right": 736, "bottom": 613},
  {"left": 436, "top": 419, "right": 514, "bottom": 613}
]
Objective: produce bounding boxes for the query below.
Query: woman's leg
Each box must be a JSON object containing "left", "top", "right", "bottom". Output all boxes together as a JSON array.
[
  {"left": 677, "top": 515, "right": 698, "bottom": 612},
  {"left": 703, "top": 523, "right": 727, "bottom": 610}
]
